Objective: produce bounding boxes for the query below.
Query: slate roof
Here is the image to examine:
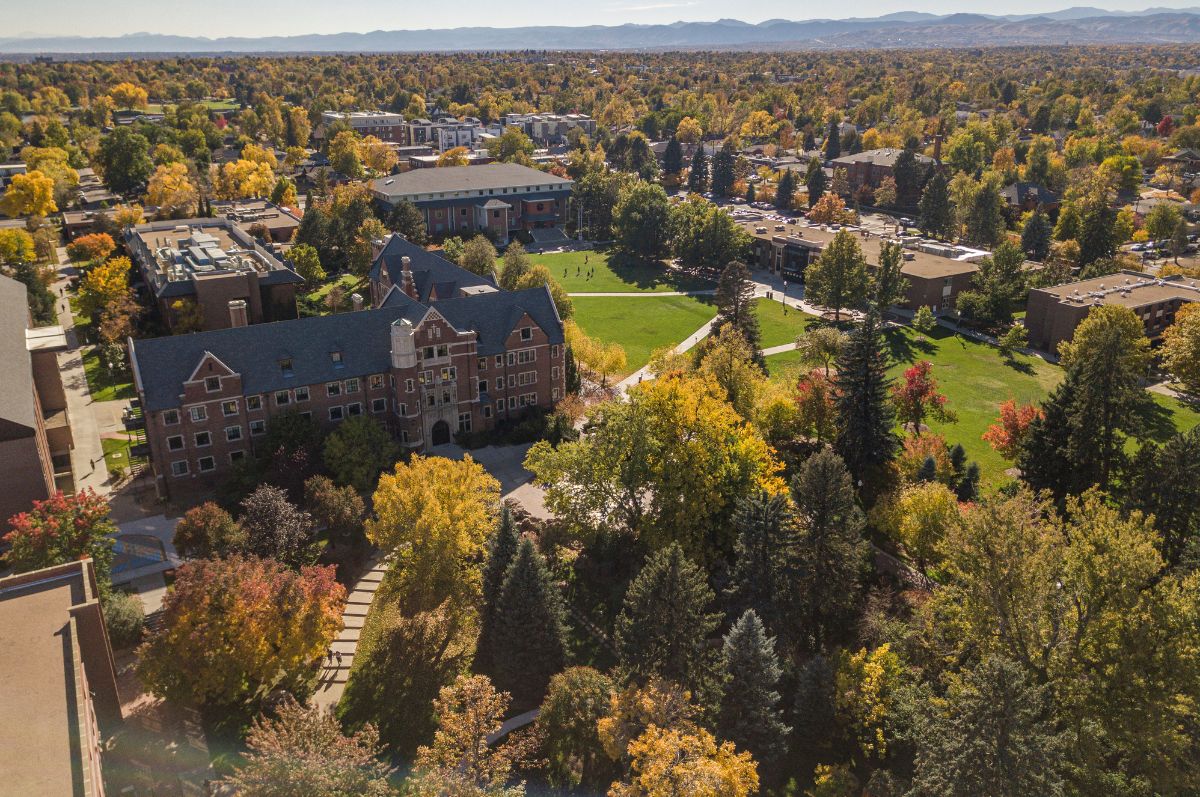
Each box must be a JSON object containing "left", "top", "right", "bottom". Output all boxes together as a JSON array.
[
  {"left": 370, "top": 163, "right": 572, "bottom": 197},
  {"left": 131, "top": 286, "right": 563, "bottom": 411},
  {"left": 0, "top": 274, "right": 36, "bottom": 439},
  {"left": 1001, "top": 182, "right": 1060, "bottom": 207},
  {"left": 831, "top": 148, "right": 935, "bottom": 167},
  {"left": 368, "top": 235, "right": 495, "bottom": 302}
]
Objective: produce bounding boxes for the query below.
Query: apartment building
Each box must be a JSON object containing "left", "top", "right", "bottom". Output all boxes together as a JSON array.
[
  {"left": 125, "top": 218, "right": 303, "bottom": 332},
  {"left": 320, "top": 110, "right": 407, "bottom": 142},
  {"left": 370, "top": 163, "right": 573, "bottom": 244},
  {"left": 502, "top": 112, "right": 597, "bottom": 144},
  {"left": 129, "top": 245, "right": 565, "bottom": 498},
  {"left": 0, "top": 559, "right": 122, "bottom": 797},
  {"left": 0, "top": 275, "right": 73, "bottom": 520},
  {"left": 1025, "top": 270, "right": 1200, "bottom": 352},
  {"left": 830, "top": 148, "right": 936, "bottom": 197}
]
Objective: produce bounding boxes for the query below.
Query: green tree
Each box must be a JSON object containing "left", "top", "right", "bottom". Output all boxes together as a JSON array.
[
  {"left": 824, "top": 118, "right": 842, "bottom": 160},
  {"left": 1144, "top": 202, "right": 1182, "bottom": 242},
  {"left": 806, "top": 158, "right": 827, "bottom": 207},
  {"left": 687, "top": 147, "right": 708, "bottom": 193},
  {"left": 714, "top": 259, "right": 762, "bottom": 355},
  {"left": 304, "top": 475, "right": 365, "bottom": 549},
  {"left": 477, "top": 504, "right": 520, "bottom": 675},
  {"left": 497, "top": 241, "right": 531, "bottom": 289},
  {"left": 96, "top": 126, "right": 152, "bottom": 193},
  {"left": 834, "top": 312, "right": 899, "bottom": 484},
  {"left": 172, "top": 501, "right": 245, "bottom": 559},
  {"left": 387, "top": 200, "right": 428, "bottom": 245},
  {"left": 710, "top": 140, "right": 736, "bottom": 196},
  {"left": 662, "top": 136, "right": 684, "bottom": 177},
  {"left": 718, "top": 609, "right": 790, "bottom": 768},
  {"left": 918, "top": 171, "right": 954, "bottom": 240},
  {"left": 727, "top": 492, "right": 799, "bottom": 641},
  {"left": 805, "top": 229, "right": 869, "bottom": 319},
  {"left": 955, "top": 240, "right": 1026, "bottom": 328},
  {"left": 613, "top": 180, "right": 672, "bottom": 260},
  {"left": 615, "top": 543, "right": 723, "bottom": 707},
  {"left": 487, "top": 126, "right": 535, "bottom": 165},
  {"left": 909, "top": 657, "right": 1066, "bottom": 797},
  {"left": 537, "top": 667, "right": 617, "bottom": 789},
  {"left": 1021, "top": 210, "right": 1053, "bottom": 261},
  {"left": 775, "top": 169, "right": 796, "bottom": 210},
  {"left": 460, "top": 235, "right": 498, "bottom": 279},
  {"left": 323, "top": 416, "right": 400, "bottom": 492},
  {"left": 962, "top": 174, "right": 1006, "bottom": 247},
  {"left": 492, "top": 538, "right": 568, "bottom": 706},
  {"left": 871, "top": 240, "right": 909, "bottom": 315},
  {"left": 288, "top": 243, "right": 325, "bottom": 287},
  {"left": 1122, "top": 427, "right": 1200, "bottom": 566}
]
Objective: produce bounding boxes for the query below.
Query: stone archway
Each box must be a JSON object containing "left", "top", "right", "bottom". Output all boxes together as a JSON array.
[{"left": 431, "top": 420, "right": 452, "bottom": 446}]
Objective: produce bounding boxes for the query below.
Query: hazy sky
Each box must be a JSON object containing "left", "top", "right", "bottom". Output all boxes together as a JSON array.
[{"left": 4, "top": 0, "right": 1198, "bottom": 38}]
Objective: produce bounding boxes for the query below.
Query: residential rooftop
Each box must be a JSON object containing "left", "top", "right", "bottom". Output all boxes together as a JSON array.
[
  {"left": 371, "top": 162, "right": 572, "bottom": 199},
  {"left": 831, "top": 147, "right": 936, "bottom": 167}
]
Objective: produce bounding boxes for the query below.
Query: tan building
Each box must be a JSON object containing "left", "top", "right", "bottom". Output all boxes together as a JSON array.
[
  {"left": 0, "top": 275, "right": 73, "bottom": 521},
  {"left": 745, "top": 222, "right": 980, "bottom": 313},
  {"left": 1025, "top": 270, "right": 1200, "bottom": 353},
  {"left": 0, "top": 559, "right": 122, "bottom": 797}
]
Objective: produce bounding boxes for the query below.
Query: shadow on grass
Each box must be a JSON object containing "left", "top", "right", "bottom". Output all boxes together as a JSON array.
[
  {"left": 1137, "top": 398, "right": 1185, "bottom": 443},
  {"left": 605, "top": 249, "right": 716, "bottom": 292},
  {"left": 1001, "top": 355, "right": 1035, "bottom": 375}
]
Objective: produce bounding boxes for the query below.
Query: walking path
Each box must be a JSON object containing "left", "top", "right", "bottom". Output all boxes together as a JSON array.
[
  {"left": 615, "top": 314, "right": 720, "bottom": 393},
  {"left": 567, "top": 289, "right": 716, "bottom": 297},
  {"left": 311, "top": 552, "right": 390, "bottom": 712}
]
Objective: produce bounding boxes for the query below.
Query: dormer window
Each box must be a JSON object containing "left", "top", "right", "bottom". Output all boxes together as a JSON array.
[
  {"left": 280, "top": 358, "right": 294, "bottom": 377},
  {"left": 330, "top": 351, "right": 344, "bottom": 368}
]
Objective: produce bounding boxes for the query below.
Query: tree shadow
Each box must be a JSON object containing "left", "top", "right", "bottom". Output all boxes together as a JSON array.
[
  {"left": 1137, "top": 397, "right": 1187, "bottom": 443},
  {"left": 605, "top": 249, "right": 716, "bottom": 292},
  {"left": 1001, "top": 355, "right": 1035, "bottom": 375}
]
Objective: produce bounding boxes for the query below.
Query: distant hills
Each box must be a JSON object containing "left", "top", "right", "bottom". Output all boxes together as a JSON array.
[{"left": 4, "top": 7, "right": 1200, "bottom": 54}]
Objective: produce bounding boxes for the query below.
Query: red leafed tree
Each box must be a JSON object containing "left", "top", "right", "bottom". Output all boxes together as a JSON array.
[
  {"left": 3, "top": 489, "right": 117, "bottom": 585},
  {"left": 982, "top": 399, "right": 1044, "bottom": 461},
  {"left": 1157, "top": 116, "right": 1175, "bottom": 137},
  {"left": 892, "top": 360, "right": 955, "bottom": 436},
  {"left": 795, "top": 368, "right": 838, "bottom": 442},
  {"left": 137, "top": 555, "right": 345, "bottom": 707}
]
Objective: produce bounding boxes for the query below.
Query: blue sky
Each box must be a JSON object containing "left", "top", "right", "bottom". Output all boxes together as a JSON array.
[{"left": 4, "top": 0, "right": 1198, "bottom": 38}]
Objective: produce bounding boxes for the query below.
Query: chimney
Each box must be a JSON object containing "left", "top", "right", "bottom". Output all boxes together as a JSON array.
[
  {"left": 228, "top": 299, "right": 248, "bottom": 328},
  {"left": 932, "top": 133, "right": 943, "bottom": 164},
  {"left": 350, "top": 292, "right": 364, "bottom": 311},
  {"left": 400, "top": 256, "right": 418, "bottom": 299},
  {"left": 370, "top": 234, "right": 389, "bottom": 263}
]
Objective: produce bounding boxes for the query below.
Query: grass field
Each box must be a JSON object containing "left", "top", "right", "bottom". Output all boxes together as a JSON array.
[
  {"left": 572, "top": 294, "right": 717, "bottom": 376},
  {"left": 102, "top": 436, "right": 138, "bottom": 475},
  {"left": 531, "top": 250, "right": 714, "bottom": 294},
  {"left": 82, "top": 348, "right": 136, "bottom": 401},
  {"left": 755, "top": 298, "right": 815, "bottom": 348},
  {"left": 303, "top": 274, "right": 367, "bottom": 314}
]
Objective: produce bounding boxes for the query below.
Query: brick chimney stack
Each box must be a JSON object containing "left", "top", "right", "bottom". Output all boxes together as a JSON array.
[
  {"left": 228, "top": 299, "right": 248, "bottom": 328},
  {"left": 371, "top": 234, "right": 389, "bottom": 264},
  {"left": 350, "top": 292, "right": 364, "bottom": 311},
  {"left": 400, "top": 256, "right": 418, "bottom": 299}
]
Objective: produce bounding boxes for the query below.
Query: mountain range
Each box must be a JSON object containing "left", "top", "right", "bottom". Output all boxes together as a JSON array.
[{"left": 4, "top": 7, "right": 1200, "bottom": 54}]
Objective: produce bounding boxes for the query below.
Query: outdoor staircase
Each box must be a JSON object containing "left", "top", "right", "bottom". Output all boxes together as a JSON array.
[{"left": 311, "top": 553, "right": 389, "bottom": 712}]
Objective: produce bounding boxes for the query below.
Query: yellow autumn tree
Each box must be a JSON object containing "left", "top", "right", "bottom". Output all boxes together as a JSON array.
[
  {"left": 871, "top": 481, "right": 961, "bottom": 573},
  {"left": 437, "top": 146, "right": 470, "bottom": 167},
  {"left": 610, "top": 726, "right": 759, "bottom": 797},
  {"left": 211, "top": 159, "right": 275, "bottom": 200},
  {"left": 564, "top": 320, "right": 627, "bottom": 387},
  {"left": 676, "top": 116, "right": 703, "bottom": 144},
  {"left": 146, "top": 162, "right": 198, "bottom": 217},
  {"left": 834, "top": 643, "right": 904, "bottom": 760},
  {"left": 360, "top": 135, "right": 398, "bottom": 174},
  {"left": 367, "top": 455, "right": 500, "bottom": 612},
  {"left": 241, "top": 143, "right": 279, "bottom": 170},
  {"left": 108, "top": 81, "right": 149, "bottom": 110},
  {"left": 77, "top": 256, "right": 133, "bottom": 319},
  {"left": 0, "top": 170, "right": 57, "bottom": 218}
]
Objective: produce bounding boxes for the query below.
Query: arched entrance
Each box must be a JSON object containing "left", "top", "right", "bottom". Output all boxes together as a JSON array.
[{"left": 431, "top": 420, "right": 451, "bottom": 446}]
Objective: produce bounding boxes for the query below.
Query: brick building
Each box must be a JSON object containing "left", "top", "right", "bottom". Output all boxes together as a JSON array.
[
  {"left": 830, "top": 148, "right": 935, "bottom": 195},
  {"left": 129, "top": 241, "right": 564, "bottom": 498},
  {"left": 1025, "top": 270, "right": 1200, "bottom": 352},
  {"left": 126, "top": 218, "right": 303, "bottom": 332},
  {"left": 370, "top": 163, "right": 573, "bottom": 244},
  {"left": 320, "top": 110, "right": 407, "bottom": 142},
  {"left": 0, "top": 275, "right": 73, "bottom": 519}
]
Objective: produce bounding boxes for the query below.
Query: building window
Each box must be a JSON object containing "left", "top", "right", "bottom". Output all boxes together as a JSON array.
[
  {"left": 401, "top": 429, "right": 410, "bottom": 443},
  {"left": 205, "top": 376, "right": 221, "bottom": 392},
  {"left": 496, "top": 400, "right": 504, "bottom": 413},
  {"left": 507, "top": 352, "right": 515, "bottom": 366},
  {"left": 478, "top": 357, "right": 487, "bottom": 371},
  {"left": 345, "top": 378, "right": 360, "bottom": 393},
  {"left": 519, "top": 371, "right": 536, "bottom": 386},
  {"left": 517, "top": 349, "right": 535, "bottom": 364},
  {"left": 198, "top": 456, "right": 216, "bottom": 473},
  {"left": 483, "top": 405, "right": 492, "bottom": 418},
  {"left": 370, "top": 374, "right": 384, "bottom": 390},
  {"left": 553, "top": 388, "right": 560, "bottom": 400},
  {"left": 330, "top": 351, "right": 343, "bottom": 366},
  {"left": 329, "top": 406, "right": 345, "bottom": 421},
  {"left": 427, "top": 394, "right": 436, "bottom": 408},
  {"left": 275, "top": 390, "right": 290, "bottom": 406},
  {"left": 508, "top": 375, "right": 516, "bottom": 388},
  {"left": 295, "top": 386, "right": 310, "bottom": 402},
  {"left": 189, "top": 406, "right": 207, "bottom": 423},
  {"left": 494, "top": 377, "right": 503, "bottom": 392},
  {"left": 422, "top": 346, "right": 435, "bottom": 360},
  {"left": 347, "top": 402, "right": 363, "bottom": 417},
  {"left": 551, "top": 345, "right": 560, "bottom": 358},
  {"left": 508, "top": 396, "right": 517, "bottom": 409},
  {"left": 458, "top": 413, "right": 472, "bottom": 432},
  {"left": 221, "top": 400, "right": 238, "bottom": 417},
  {"left": 398, "top": 402, "right": 407, "bottom": 415},
  {"left": 280, "top": 358, "right": 294, "bottom": 377},
  {"left": 436, "top": 344, "right": 448, "bottom": 357},
  {"left": 495, "top": 355, "right": 503, "bottom": 367},
  {"left": 226, "top": 426, "right": 242, "bottom": 442},
  {"left": 372, "top": 398, "right": 387, "bottom": 413},
  {"left": 440, "top": 366, "right": 456, "bottom": 381},
  {"left": 229, "top": 451, "right": 245, "bottom": 463},
  {"left": 552, "top": 366, "right": 559, "bottom": 380},
  {"left": 405, "top": 379, "right": 414, "bottom": 392},
  {"left": 170, "top": 460, "right": 189, "bottom": 477},
  {"left": 163, "top": 409, "right": 180, "bottom": 426},
  {"left": 250, "top": 419, "right": 266, "bottom": 435},
  {"left": 247, "top": 395, "right": 262, "bottom": 411},
  {"left": 327, "top": 382, "right": 342, "bottom": 397},
  {"left": 194, "top": 431, "right": 211, "bottom": 447},
  {"left": 299, "top": 411, "right": 312, "bottom": 421},
  {"left": 167, "top": 435, "right": 184, "bottom": 451}
]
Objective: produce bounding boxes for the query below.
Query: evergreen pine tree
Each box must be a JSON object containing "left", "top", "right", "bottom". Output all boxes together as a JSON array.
[
  {"left": 775, "top": 169, "right": 796, "bottom": 210},
  {"left": 728, "top": 492, "right": 799, "bottom": 642},
  {"left": 919, "top": 171, "right": 954, "bottom": 240},
  {"left": 714, "top": 260, "right": 762, "bottom": 359},
  {"left": 564, "top": 345, "right": 582, "bottom": 394},
  {"left": 806, "top": 158, "right": 827, "bottom": 207},
  {"left": 1017, "top": 377, "right": 1083, "bottom": 502},
  {"left": 662, "top": 136, "right": 683, "bottom": 177},
  {"left": 615, "top": 543, "right": 723, "bottom": 707},
  {"left": 824, "top": 119, "right": 842, "bottom": 160},
  {"left": 476, "top": 506, "right": 520, "bottom": 673},
  {"left": 492, "top": 538, "right": 569, "bottom": 706},
  {"left": 793, "top": 654, "right": 837, "bottom": 756},
  {"left": 718, "top": 610, "right": 791, "bottom": 768},
  {"left": 1122, "top": 428, "right": 1200, "bottom": 566},
  {"left": 791, "top": 448, "right": 869, "bottom": 647},
  {"left": 834, "top": 312, "right": 899, "bottom": 484},
  {"left": 746, "top": 181, "right": 756, "bottom": 203},
  {"left": 710, "top": 140, "right": 737, "bottom": 197},
  {"left": 688, "top": 147, "right": 709, "bottom": 193},
  {"left": 917, "top": 455, "right": 938, "bottom": 483},
  {"left": 1021, "top": 210, "right": 1053, "bottom": 262}
]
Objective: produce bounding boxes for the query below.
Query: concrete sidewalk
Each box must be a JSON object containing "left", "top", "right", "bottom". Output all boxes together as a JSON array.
[{"left": 567, "top": 289, "right": 716, "bottom": 297}]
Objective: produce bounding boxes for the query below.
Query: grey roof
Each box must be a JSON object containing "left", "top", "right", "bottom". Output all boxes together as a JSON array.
[
  {"left": 132, "top": 286, "right": 563, "bottom": 411},
  {"left": 831, "top": 148, "right": 934, "bottom": 167},
  {"left": 371, "top": 163, "right": 572, "bottom": 197},
  {"left": 369, "top": 235, "right": 495, "bottom": 302},
  {"left": 0, "top": 275, "right": 36, "bottom": 440},
  {"left": 1001, "top": 182, "right": 1059, "bottom": 206}
]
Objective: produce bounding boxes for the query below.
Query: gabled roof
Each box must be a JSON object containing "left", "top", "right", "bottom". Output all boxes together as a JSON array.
[
  {"left": 368, "top": 235, "right": 495, "bottom": 303},
  {"left": 1001, "top": 182, "right": 1060, "bottom": 206},
  {"left": 432, "top": 285, "right": 564, "bottom": 356}
]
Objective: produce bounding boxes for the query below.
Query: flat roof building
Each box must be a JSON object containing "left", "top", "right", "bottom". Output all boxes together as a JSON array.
[
  {"left": 1025, "top": 270, "right": 1200, "bottom": 352},
  {"left": 0, "top": 559, "right": 121, "bottom": 797}
]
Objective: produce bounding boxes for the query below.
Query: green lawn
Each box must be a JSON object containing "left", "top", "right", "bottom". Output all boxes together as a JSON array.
[
  {"left": 532, "top": 249, "right": 714, "bottom": 294},
  {"left": 755, "top": 298, "right": 815, "bottom": 348},
  {"left": 82, "top": 348, "right": 136, "bottom": 401},
  {"left": 572, "top": 294, "right": 717, "bottom": 376},
  {"left": 102, "top": 436, "right": 140, "bottom": 475},
  {"left": 1141, "top": 393, "right": 1200, "bottom": 442},
  {"left": 303, "top": 274, "right": 366, "bottom": 314}
]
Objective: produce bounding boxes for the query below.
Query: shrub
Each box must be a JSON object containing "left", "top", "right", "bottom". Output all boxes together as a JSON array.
[{"left": 103, "top": 590, "right": 145, "bottom": 649}]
